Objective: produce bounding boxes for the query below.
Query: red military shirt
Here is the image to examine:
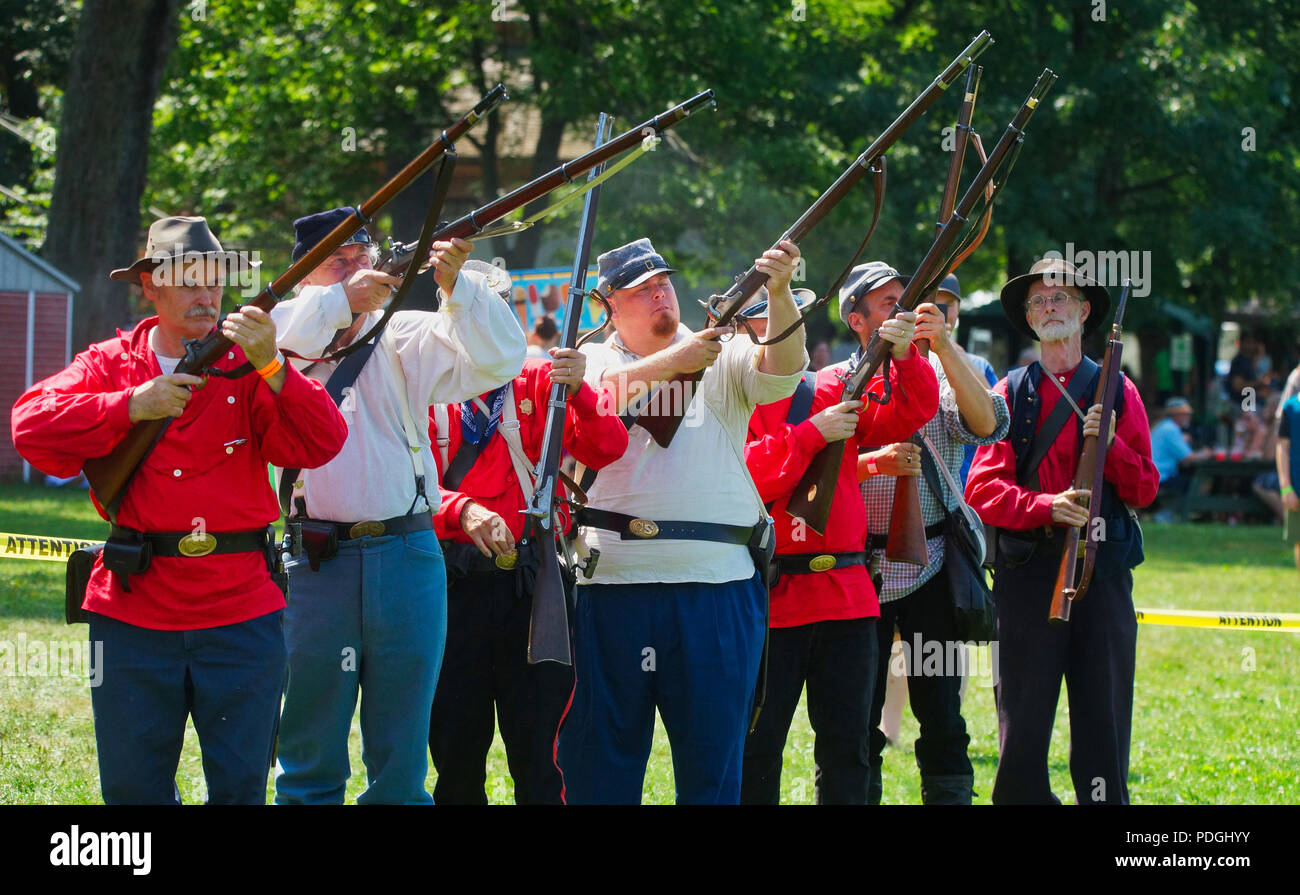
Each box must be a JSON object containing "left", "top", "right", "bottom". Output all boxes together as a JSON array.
[
  {"left": 11, "top": 317, "right": 348, "bottom": 630},
  {"left": 965, "top": 363, "right": 1158, "bottom": 529},
  {"left": 746, "top": 346, "right": 939, "bottom": 628},
  {"left": 431, "top": 358, "right": 628, "bottom": 541}
]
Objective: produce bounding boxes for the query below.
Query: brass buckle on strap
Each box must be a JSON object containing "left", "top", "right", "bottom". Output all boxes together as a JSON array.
[
  {"left": 807, "top": 554, "right": 836, "bottom": 573},
  {"left": 628, "top": 518, "right": 660, "bottom": 538},
  {"left": 349, "top": 520, "right": 386, "bottom": 539},
  {"left": 177, "top": 532, "right": 217, "bottom": 557}
]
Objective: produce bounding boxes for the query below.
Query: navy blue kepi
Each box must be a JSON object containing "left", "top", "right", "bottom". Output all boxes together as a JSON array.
[{"left": 292, "top": 206, "right": 372, "bottom": 262}]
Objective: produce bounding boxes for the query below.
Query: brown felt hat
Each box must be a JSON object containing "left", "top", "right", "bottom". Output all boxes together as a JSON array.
[
  {"left": 110, "top": 216, "right": 259, "bottom": 283},
  {"left": 999, "top": 256, "right": 1110, "bottom": 341}
]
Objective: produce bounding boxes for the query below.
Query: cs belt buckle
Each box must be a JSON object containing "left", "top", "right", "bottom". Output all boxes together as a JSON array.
[
  {"left": 349, "top": 520, "right": 386, "bottom": 539},
  {"left": 494, "top": 551, "right": 518, "bottom": 570},
  {"left": 178, "top": 532, "right": 217, "bottom": 557},
  {"left": 808, "top": 554, "right": 836, "bottom": 573},
  {"left": 628, "top": 518, "right": 659, "bottom": 539}
]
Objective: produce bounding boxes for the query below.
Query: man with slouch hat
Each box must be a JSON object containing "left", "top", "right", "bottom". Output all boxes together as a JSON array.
[
  {"left": 270, "top": 207, "right": 525, "bottom": 804},
  {"left": 558, "top": 237, "right": 807, "bottom": 804},
  {"left": 965, "top": 256, "right": 1158, "bottom": 804},
  {"left": 426, "top": 260, "right": 628, "bottom": 804},
  {"left": 11, "top": 216, "right": 348, "bottom": 804}
]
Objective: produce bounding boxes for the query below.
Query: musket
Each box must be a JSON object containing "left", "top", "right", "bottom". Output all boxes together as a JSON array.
[
  {"left": 81, "top": 84, "right": 510, "bottom": 517},
  {"left": 84, "top": 88, "right": 716, "bottom": 516},
  {"left": 1050, "top": 279, "right": 1131, "bottom": 623},
  {"left": 521, "top": 113, "right": 616, "bottom": 665},
  {"left": 885, "top": 64, "right": 984, "bottom": 567},
  {"left": 630, "top": 31, "right": 995, "bottom": 449},
  {"left": 786, "top": 69, "right": 1058, "bottom": 534}
]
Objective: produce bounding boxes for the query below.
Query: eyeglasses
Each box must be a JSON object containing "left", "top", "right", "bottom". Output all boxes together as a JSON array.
[{"left": 1026, "top": 291, "right": 1080, "bottom": 311}]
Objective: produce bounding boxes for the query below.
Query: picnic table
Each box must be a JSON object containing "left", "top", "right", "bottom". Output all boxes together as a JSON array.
[{"left": 1172, "top": 457, "right": 1273, "bottom": 521}]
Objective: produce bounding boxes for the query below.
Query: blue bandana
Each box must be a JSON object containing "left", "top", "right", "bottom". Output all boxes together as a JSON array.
[{"left": 460, "top": 385, "right": 509, "bottom": 445}]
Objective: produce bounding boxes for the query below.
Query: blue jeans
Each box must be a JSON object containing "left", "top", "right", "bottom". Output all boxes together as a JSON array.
[
  {"left": 275, "top": 529, "right": 446, "bottom": 805},
  {"left": 558, "top": 571, "right": 766, "bottom": 804},
  {"left": 88, "top": 609, "right": 286, "bottom": 805}
]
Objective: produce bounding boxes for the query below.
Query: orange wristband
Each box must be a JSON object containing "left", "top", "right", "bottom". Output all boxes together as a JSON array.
[{"left": 255, "top": 354, "right": 283, "bottom": 380}]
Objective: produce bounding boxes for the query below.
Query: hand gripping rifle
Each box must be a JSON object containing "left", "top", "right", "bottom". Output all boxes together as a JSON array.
[
  {"left": 520, "top": 113, "right": 616, "bottom": 665},
  {"left": 1050, "top": 279, "right": 1131, "bottom": 624},
  {"left": 629, "top": 31, "right": 995, "bottom": 449},
  {"left": 786, "top": 69, "right": 1058, "bottom": 535},
  {"left": 885, "top": 64, "right": 991, "bottom": 566},
  {"left": 81, "top": 84, "right": 509, "bottom": 518}
]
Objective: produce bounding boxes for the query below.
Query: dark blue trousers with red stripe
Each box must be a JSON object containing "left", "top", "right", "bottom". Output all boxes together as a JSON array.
[{"left": 557, "top": 570, "right": 767, "bottom": 804}]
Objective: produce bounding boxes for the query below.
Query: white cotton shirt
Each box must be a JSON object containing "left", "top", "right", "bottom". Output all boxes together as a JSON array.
[
  {"left": 271, "top": 269, "right": 526, "bottom": 522},
  {"left": 577, "top": 326, "right": 805, "bottom": 586}
]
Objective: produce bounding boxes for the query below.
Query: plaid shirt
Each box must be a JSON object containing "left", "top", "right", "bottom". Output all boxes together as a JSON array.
[{"left": 861, "top": 351, "right": 1010, "bottom": 602}]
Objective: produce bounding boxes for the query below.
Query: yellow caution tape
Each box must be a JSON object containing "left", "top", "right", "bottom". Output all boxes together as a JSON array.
[
  {"left": 0, "top": 532, "right": 101, "bottom": 563},
  {"left": 1135, "top": 608, "right": 1300, "bottom": 632}
]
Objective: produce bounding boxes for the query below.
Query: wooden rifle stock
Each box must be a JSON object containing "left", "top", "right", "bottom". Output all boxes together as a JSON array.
[
  {"left": 1052, "top": 281, "right": 1130, "bottom": 622},
  {"left": 787, "top": 69, "right": 1057, "bottom": 533},
  {"left": 886, "top": 440, "right": 930, "bottom": 565},
  {"left": 884, "top": 65, "right": 982, "bottom": 565},
  {"left": 82, "top": 84, "right": 509, "bottom": 517},
  {"left": 523, "top": 114, "right": 617, "bottom": 664},
  {"left": 633, "top": 32, "right": 994, "bottom": 450}
]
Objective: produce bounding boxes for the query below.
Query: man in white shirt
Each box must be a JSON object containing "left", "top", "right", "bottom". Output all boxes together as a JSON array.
[
  {"left": 270, "top": 207, "right": 526, "bottom": 804},
  {"left": 558, "top": 237, "right": 807, "bottom": 803}
]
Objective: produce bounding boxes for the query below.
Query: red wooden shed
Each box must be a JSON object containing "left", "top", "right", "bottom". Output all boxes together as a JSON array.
[{"left": 0, "top": 232, "right": 80, "bottom": 481}]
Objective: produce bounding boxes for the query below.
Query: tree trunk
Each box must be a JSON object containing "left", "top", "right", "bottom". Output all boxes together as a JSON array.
[{"left": 43, "top": 0, "right": 181, "bottom": 352}]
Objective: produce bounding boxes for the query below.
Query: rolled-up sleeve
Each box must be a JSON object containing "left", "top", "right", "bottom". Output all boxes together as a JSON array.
[{"left": 391, "top": 269, "right": 526, "bottom": 406}]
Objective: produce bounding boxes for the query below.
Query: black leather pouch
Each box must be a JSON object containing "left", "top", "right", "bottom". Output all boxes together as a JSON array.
[
  {"left": 297, "top": 521, "right": 339, "bottom": 572},
  {"left": 64, "top": 544, "right": 104, "bottom": 624}
]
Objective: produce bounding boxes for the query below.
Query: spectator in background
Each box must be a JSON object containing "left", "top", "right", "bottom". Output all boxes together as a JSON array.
[
  {"left": 810, "top": 340, "right": 832, "bottom": 371},
  {"left": 1226, "top": 331, "right": 1264, "bottom": 402},
  {"left": 526, "top": 314, "right": 560, "bottom": 359},
  {"left": 1151, "top": 397, "right": 1211, "bottom": 495},
  {"left": 1276, "top": 390, "right": 1300, "bottom": 593}
]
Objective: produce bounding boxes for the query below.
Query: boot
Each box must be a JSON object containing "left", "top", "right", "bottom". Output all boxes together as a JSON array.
[{"left": 920, "top": 773, "right": 974, "bottom": 805}]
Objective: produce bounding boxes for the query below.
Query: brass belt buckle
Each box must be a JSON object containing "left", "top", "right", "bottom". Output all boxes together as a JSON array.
[
  {"left": 494, "top": 551, "right": 518, "bottom": 570},
  {"left": 349, "top": 520, "right": 386, "bottom": 539},
  {"left": 178, "top": 532, "right": 217, "bottom": 557},
  {"left": 808, "top": 554, "right": 836, "bottom": 573},
  {"left": 628, "top": 518, "right": 660, "bottom": 538}
]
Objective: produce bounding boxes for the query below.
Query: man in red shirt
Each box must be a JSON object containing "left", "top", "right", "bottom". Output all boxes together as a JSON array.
[
  {"left": 965, "top": 257, "right": 1158, "bottom": 805},
  {"left": 10, "top": 216, "right": 347, "bottom": 804},
  {"left": 428, "top": 261, "right": 629, "bottom": 803},
  {"left": 740, "top": 283, "right": 938, "bottom": 804}
]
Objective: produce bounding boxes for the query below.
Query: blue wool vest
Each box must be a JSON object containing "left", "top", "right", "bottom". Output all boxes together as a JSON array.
[{"left": 1003, "top": 360, "right": 1143, "bottom": 575}]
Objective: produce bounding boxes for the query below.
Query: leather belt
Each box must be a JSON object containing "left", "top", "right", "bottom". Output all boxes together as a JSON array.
[
  {"left": 110, "top": 525, "right": 272, "bottom": 558},
  {"left": 868, "top": 520, "right": 946, "bottom": 550},
  {"left": 308, "top": 512, "right": 433, "bottom": 541},
  {"left": 577, "top": 508, "right": 756, "bottom": 545},
  {"left": 775, "top": 551, "right": 867, "bottom": 575}
]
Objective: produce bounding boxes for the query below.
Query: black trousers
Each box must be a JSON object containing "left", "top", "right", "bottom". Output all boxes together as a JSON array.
[
  {"left": 428, "top": 567, "right": 575, "bottom": 805},
  {"left": 740, "top": 616, "right": 877, "bottom": 805},
  {"left": 990, "top": 542, "right": 1137, "bottom": 805},
  {"left": 867, "top": 564, "right": 973, "bottom": 801}
]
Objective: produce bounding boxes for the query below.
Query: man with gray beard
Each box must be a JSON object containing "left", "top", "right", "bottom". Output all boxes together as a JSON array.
[{"left": 965, "top": 258, "right": 1158, "bottom": 804}]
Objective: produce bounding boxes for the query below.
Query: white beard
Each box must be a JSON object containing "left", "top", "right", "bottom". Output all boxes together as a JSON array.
[{"left": 1034, "top": 315, "right": 1081, "bottom": 342}]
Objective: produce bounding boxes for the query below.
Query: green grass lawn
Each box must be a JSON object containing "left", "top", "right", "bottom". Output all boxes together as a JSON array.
[{"left": 2, "top": 482, "right": 1296, "bottom": 804}]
